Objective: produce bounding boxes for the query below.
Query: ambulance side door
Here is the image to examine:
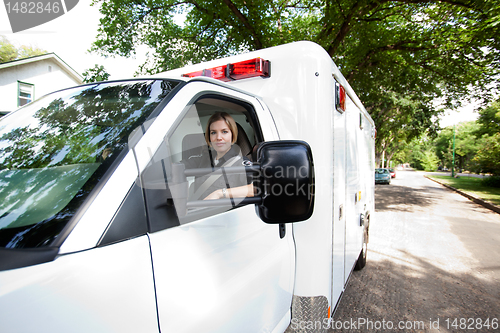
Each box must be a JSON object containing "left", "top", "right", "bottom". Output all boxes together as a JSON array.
[{"left": 133, "top": 82, "right": 295, "bottom": 333}]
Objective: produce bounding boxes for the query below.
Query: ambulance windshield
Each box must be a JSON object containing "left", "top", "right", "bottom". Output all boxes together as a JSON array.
[{"left": 0, "top": 79, "right": 180, "bottom": 248}]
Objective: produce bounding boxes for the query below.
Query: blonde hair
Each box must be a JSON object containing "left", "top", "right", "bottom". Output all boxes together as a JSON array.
[{"left": 205, "top": 112, "right": 238, "bottom": 145}]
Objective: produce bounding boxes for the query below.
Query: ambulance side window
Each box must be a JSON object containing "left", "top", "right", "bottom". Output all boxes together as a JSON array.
[{"left": 142, "top": 95, "right": 262, "bottom": 231}]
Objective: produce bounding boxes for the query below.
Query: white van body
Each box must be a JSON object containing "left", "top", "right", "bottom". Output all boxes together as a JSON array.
[{"left": 0, "top": 41, "right": 375, "bottom": 333}]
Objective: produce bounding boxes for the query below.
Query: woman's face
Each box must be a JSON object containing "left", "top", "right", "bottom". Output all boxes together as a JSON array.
[{"left": 209, "top": 119, "right": 233, "bottom": 157}]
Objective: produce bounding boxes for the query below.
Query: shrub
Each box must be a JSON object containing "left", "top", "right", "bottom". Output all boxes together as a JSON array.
[{"left": 482, "top": 176, "right": 500, "bottom": 188}]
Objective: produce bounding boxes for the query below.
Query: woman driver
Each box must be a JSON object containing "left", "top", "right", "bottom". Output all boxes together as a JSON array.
[{"left": 183, "top": 112, "right": 254, "bottom": 201}]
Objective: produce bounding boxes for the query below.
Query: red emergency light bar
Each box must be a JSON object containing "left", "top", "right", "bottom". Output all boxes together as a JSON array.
[{"left": 182, "top": 58, "right": 270, "bottom": 81}]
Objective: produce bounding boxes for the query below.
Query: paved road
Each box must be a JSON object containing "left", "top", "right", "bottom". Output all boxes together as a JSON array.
[{"left": 330, "top": 170, "right": 500, "bottom": 332}]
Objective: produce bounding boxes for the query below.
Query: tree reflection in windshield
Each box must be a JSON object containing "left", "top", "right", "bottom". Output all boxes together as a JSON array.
[{"left": 0, "top": 80, "right": 180, "bottom": 248}]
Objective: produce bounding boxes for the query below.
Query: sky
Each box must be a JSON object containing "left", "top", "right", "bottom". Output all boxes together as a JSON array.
[
  {"left": 439, "top": 102, "right": 480, "bottom": 128},
  {"left": 0, "top": 0, "right": 481, "bottom": 126},
  {"left": 0, "top": 0, "right": 148, "bottom": 79}
]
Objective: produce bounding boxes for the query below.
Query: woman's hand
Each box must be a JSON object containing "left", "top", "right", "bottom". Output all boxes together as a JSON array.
[
  {"left": 204, "top": 189, "right": 223, "bottom": 200},
  {"left": 203, "top": 184, "right": 254, "bottom": 200}
]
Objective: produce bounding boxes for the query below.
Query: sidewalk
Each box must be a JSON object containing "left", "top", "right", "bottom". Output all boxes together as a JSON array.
[
  {"left": 424, "top": 175, "right": 500, "bottom": 215},
  {"left": 425, "top": 171, "right": 486, "bottom": 179}
]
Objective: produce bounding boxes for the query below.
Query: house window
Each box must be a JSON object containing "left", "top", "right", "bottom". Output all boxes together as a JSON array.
[{"left": 18, "top": 82, "right": 34, "bottom": 107}]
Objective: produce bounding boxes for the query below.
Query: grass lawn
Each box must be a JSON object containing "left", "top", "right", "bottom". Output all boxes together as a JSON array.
[{"left": 427, "top": 175, "right": 500, "bottom": 206}]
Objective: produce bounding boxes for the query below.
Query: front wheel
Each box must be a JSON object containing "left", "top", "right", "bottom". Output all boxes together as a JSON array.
[{"left": 354, "top": 220, "right": 369, "bottom": 271}]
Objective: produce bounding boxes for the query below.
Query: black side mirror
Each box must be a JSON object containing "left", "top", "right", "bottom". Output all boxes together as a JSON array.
[{"left": 256, "top": 141, "right": 314, "bottom": 224}]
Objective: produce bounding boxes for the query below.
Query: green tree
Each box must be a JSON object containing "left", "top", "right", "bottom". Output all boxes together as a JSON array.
[
  {"left": 0, "top": 35, "right": 46, "bottom": 63},
  {"left": 374, "top": 91, "right": 439, "bottom": 167},
  {"left": 392, "top": 138, "right": 412, "bottom": 166},
  {"left": 0, "top": 36, "right": 17, "bottom": 62},
  {"left": 82, "top": 64, "right": 111, "bottom": 83},
  {"left": 408, "top": 135, "right": 440, "bottom": 171},
  {"left": 420, "top": 150, "right": 441, "bottom": 172},
  {"left": 476, "top": 99, "right": 500, "bottom": 137},
  {"left": 471, "top": 99, "right": 500, "bottom": 175},
  {"left": 434, "top": 121, "right": 482, "bottom": 172},
  {"left": 434, "top": 126, "right": 454, "bottom": 169},
  {"left": 17, "top": 44, "right": 46, "bottom": 59},
  {"left": 473, "top": 133, "right": 500, "bottom": 175},
  {"left": 454, "top": 122, "right": 482, "bottom": 171},
  {"left": 91, "top": 0, "right": 500, "bottom": 158}
]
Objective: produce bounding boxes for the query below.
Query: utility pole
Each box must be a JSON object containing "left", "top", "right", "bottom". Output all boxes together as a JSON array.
[{"left": 452, "top": 125, "right": 456, "bottom": 178}]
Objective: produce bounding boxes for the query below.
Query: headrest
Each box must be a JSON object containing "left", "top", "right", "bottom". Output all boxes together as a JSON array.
[
  {"left": 182, "top": 133, "right": 207, "bottom": 161},
  {"left": 235, "top": 122, "right": 252, "bottom": 159}
]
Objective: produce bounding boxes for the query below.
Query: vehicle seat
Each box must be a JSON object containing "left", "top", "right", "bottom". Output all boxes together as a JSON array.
[
  {"left": 251, "top": 142, "right": 262, "bottom": 162},
  {"left": 235, "top": 123, "right": 253, "bottom": 160},
  {"left": 182, "top": 133, "right": 208, "bottom": 161}
]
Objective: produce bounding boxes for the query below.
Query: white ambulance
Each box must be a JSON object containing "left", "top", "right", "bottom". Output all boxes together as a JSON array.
[{"left": 0, "top": 41, "right": 375, "bottom": 333}]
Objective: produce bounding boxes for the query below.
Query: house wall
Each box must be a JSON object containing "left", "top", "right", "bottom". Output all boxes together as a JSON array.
[{"left": 0, "top": 58, "right": 82, "bottom": 114}]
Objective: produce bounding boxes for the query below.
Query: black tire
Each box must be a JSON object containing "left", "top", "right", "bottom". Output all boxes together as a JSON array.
[{"left": 354, "top": 221, "right": 369, "bottom": 271}]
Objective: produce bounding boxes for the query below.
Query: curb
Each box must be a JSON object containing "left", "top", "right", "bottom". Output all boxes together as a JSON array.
[{"left": 424, "top": 175, "right": 500, "bottom": 215}]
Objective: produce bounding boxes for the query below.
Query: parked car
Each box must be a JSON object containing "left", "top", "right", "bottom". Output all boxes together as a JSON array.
[
  {"left": 389, "top": 168, "right": 396, "bottom": 178},
  {"left": 375, "top": 168, "right": 391, "bottom": 184}
]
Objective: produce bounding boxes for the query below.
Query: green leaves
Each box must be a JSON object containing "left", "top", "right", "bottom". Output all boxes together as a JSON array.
[
  {"left": 82, "top": 64, "right": 111, "bottom": 83},
  {"left": 473, "top": 133, "right": 500, "bottom": 175},
  {"left": 0, "top": 35, "right": 47, "bottom": 63},
  {"left": 0, "top": 36, "right": 17, "bottom": 63},
  {"left": 476, "top": 99, "right": 500, "bottom": 137},
  {"left": 90, "top": 0, "right": 500, "bottom": 161}
]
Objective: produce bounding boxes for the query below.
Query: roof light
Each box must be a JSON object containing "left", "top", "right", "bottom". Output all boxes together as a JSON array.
[
  {"left": 228, "top": 58, "right": 270, "bottom": 80},
  {"left": 335, "top": 83, "right": 346, "bottom": 113},
  {"left": 182, "top": 58, "right": 270, "bottom": 82},
  {"left": 182, "top": 66, "right": 229, "bottom": 81}
]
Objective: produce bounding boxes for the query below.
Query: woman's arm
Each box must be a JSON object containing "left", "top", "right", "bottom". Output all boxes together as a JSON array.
[{"left": 204, "top": 183, "right": 254, "bottom": 200}]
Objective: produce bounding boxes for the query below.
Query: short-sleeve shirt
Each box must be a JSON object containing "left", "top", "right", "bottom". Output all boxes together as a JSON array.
[{"left": 182, "top": 144, "right": 253, "bottom": 200}]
